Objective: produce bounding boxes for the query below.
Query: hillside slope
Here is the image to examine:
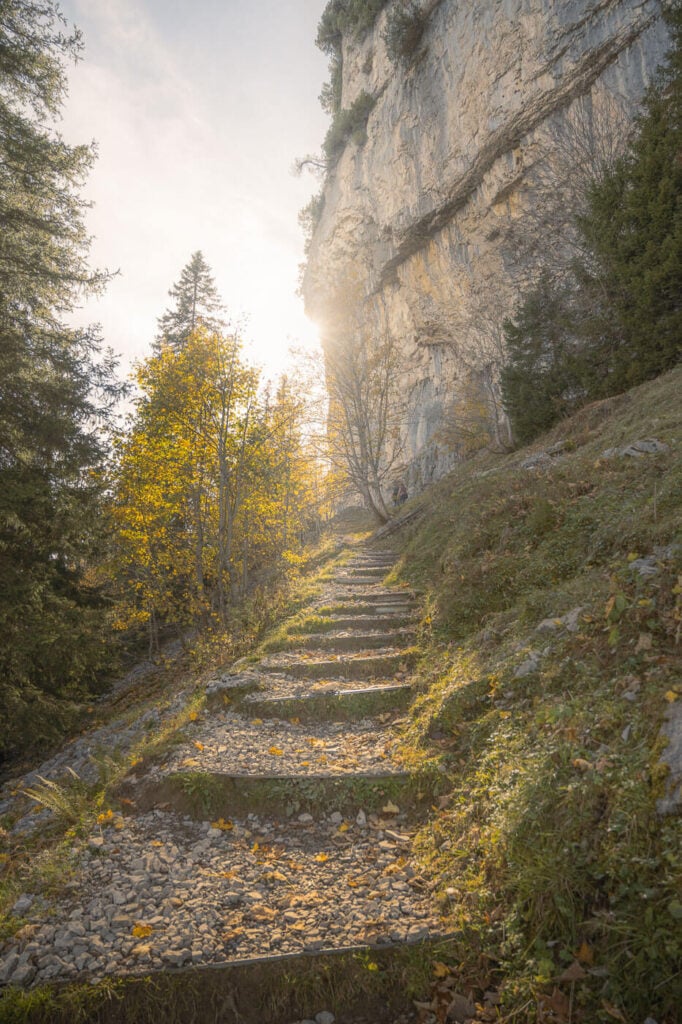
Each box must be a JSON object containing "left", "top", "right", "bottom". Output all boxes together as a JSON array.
[{"left": 389, "top": 366, "right": 681, "bottom": 1019}]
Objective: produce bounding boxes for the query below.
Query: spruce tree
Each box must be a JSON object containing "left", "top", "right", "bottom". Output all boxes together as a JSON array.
[
  {"left": 0, "top": 0, "right": 120, "bottom": 757},
  {"left": 156, "top": 251, "right": 225, "bottom": 350},
  {"left": 575, "top": 1, "right": 681, "bottom": 393}
]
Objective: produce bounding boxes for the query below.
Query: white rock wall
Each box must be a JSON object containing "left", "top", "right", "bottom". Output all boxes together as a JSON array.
[{"left": 303, "top": 0, "right": 670, "bottom": 488}]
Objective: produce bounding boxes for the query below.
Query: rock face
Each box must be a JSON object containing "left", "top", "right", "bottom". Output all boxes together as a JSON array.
[{"left": 302, "top": 0, "right": 670, "bottom": 488}]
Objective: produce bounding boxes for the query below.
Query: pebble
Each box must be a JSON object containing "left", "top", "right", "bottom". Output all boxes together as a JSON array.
[{"left": 11, "top": 894, "right": 34, "bottom": 915}]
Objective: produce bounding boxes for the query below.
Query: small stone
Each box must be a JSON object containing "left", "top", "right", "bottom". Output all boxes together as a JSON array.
[
  {"left": 88, "top": 836, "right": 104, "bottom": 849},
  {"left": 11, "top": 961, "right": 37, "bottom": 986},
  {"left": 329, "top": 812, "right": 343, "bottom": 825},
  {"left": 514, "top": 656, "right": 540, "bottom": 678},
  {"left": 315, "top": 1013, "right": 335, "bottom": 1024},
  {"left": 356, "top": 809, "right": 367, "bottom": 827},
  {"left": 0, "top": 953, "right": 19, "bottom": 984},
  {"left": 298, "top": 813, "right": 313, "bottom": 823},
  {"left": 12, "top": 894, "right": 34, "bottom": 915}
]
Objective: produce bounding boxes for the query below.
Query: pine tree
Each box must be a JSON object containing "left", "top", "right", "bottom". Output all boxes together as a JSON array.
[
  {"left": 576, "top": 3, "right": 682, "bottom": 392},
  {"left": 0, "top": 0, "right": 121, "bottom": 757},
  {"left": 156, "top": 251, "right": 225, "bottom": 350},
  {"left": 500, "top": 276, "right": 579, "bottom": 445}
]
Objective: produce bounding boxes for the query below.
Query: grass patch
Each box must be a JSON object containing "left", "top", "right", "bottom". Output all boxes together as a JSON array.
[{"left": 390, "top": 368, "right": 682, "bottom": 1020}]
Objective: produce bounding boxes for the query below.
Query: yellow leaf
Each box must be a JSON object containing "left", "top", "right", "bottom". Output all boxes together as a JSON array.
[
  {"left": 314, "top": 853, "right": 329, "bottom": 863},
  {"left": 433, "top": 961, "right": 451, "bottom": 979},
  {"left": 499, "top": 710, "right": 511, "bottom": 719},
  {"left": 132, "top": 923, "right": 153, "bottom": 938},
  {"left": 289, "top": 717, "right": 301, "bottom": 725},
  {"left": 97, "top": 809, "right": 114, "bottom": 824},
  {"left": 300, "top": 760, "right": 310, "bottom": 767},
  {"left": 211, "top": 817, "right": 234, "bottom": 831},
  {"left": 151, "top": 840, "right": 163, "bottom": 848},
  {"left": 665, "top": 690, "right": 678, "bottom": 703},
  {"left": 627, "top": 552, "right": 640, "bottom": 563},
  {"left": 251, "top": 718, "right": 263, "bottom": 725},
  {"left": 269, "top": 746, "right": 284, "bottom": 756},
  {"left": 382, "top": 801, "right": 399, "bottom": 815},
  {"left": 188, "top": 711, "right": 199, "bottom": 722},
  {"left": 337, "top": 822, "right": 350, "bottom": 833},
  {"left": 194, "top": 741, "right": 204, "bottom": 752},
  {"left": 576, "top": 941, "right": 594, "bottom": 965}
]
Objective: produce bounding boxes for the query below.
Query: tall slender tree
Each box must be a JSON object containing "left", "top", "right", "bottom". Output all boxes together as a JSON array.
[
  {"left": 155, "top": 251, "right": 225, "bottom": 350},
  {"left": 0, "top": 0, "right": 121, "bottom": 757}
]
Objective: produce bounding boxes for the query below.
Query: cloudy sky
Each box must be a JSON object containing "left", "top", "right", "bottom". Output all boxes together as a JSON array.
[{"left": 58, "top": 0, "right": 329, "bottom": 379}]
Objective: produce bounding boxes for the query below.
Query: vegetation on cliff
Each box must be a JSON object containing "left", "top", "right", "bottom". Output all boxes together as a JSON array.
[{"left": 501, "top": 3, "right": 681, "bottom": 445}]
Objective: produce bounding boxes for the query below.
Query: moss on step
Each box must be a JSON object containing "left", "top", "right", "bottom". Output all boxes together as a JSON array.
[
  {"left": 243, "top": 684, "right": 413, "bottom": 723},
  {"left": 128, "top": 768, "right": 442, "bottom": 820},
  {"left": 0, "top": 936, "right": 462, "bottom": 1024}
]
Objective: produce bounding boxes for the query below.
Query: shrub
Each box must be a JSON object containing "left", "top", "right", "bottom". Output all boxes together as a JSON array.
[
  {"left": 322, "top": 91, "right": 376, "bottom": 165},
  {"left": 383, "top": 0, "right": 426, "bottom": 65},
  {"left": 316, "top": 0, "right": 389, "bottom": 54}
]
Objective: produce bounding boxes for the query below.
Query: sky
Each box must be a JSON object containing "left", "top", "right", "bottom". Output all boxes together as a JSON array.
[{"left": 58, "top": 0, "right": 330, "bottom": 382}]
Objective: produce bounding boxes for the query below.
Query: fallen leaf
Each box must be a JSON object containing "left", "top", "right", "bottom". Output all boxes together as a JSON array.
[
  {"left": 382, "top": 801, "right": 400, "bottom": 815},
  {"left": 97, "top": 809, "right": 114, "bottom": 824},
  {"left": 558, "top": 960, "right": 587, "bottom": 982},
  {"left": 188, "top": 711, "right": 199, "bottom": 722},
  {"left": 665, "top": 690, "right": 678, "bottom": 703},
  {"left": 337, "top": 821, "right": 350, "bottom": 833},
  {"left": 194, "top": 741, "right": 204, "bottom": 752},
  {"left": 432, "top": 961, "right": 452, "bottom": 979},
  {"left": 636, "top": 633, "right": 653, "bottom": 652},
  {"left": 576, "top": 941, "right": 594, "bottom": 965},
  {"left": 289, "top": 717, "right": 301, "bottom": 725},
  {"left": 151, "top": 840, "right": 163, "bottom": 847},
  {"left": 248, "top": 905, "right": 278, "bottom": 922},
  {"left": 211, "top": 817, "right": 234, "bottom": 831},
  {"left": 314, "top": 853, "right": 329, "bottom": 863},
  {"left": 601, "top": 1000, "right": 626, "bottom": 1022},
  {"left": 572, "top": 758, "right": 592, "bottom": 771},
  {"left": 251, "top": 718, "right": 263, "bottom": 725},
  {"left": 269, "top": 746, "right": 284, "bottom": 756},
  {"left": 132, "top": 923, "right": 153, "bottom": 938}
]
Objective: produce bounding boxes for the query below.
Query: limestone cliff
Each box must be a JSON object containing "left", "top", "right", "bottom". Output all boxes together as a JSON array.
[{"left": 302, "top": 0, "right": 670, "bottom": 487}]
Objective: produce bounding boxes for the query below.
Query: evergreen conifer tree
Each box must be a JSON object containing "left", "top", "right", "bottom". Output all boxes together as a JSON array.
[
  {"left": 575, "top": 2, "right": 681, "bottom": 392},
  {"left": 0, "top": 0, "right": 121, "bottom": 757},
  {"left": 156, "top": 251, "right": 225, "bottom": 350}
]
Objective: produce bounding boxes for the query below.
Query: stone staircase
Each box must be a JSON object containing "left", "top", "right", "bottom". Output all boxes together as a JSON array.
[{"left": 0, "top": 548, "right": 446, "bottom": 1022}]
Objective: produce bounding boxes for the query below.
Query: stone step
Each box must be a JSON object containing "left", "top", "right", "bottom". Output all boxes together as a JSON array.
[
  {"left": 342, "top": 567, "right": 389, "bottom": 577},
  {"left": 244, "top": 683, "right": 413, "bottom": 722},
  {"left": 259, "top": 650, "right": 417, "bottom": 682},
  {"left": 289, "top": 630, "right": 416, "bottom": 653},
  {"left": 127, "top": 771, "right": 428, "bottom": 820},
  {"left": 322, "top": 614, "right": 417, "bottom": 631},
  {"left": 330, "top": 590, "right": 416, "bottom": 604},
  {"left": 24, "top": 940, "right": 456, "bottom": 1023},
  {"left": 330, "top": 577, "right": 384, "bottom": 587}
]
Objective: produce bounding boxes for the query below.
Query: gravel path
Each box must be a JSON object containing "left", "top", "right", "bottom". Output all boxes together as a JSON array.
[{"left": 0, "top": 548, "right": 441, "bottom": 995}]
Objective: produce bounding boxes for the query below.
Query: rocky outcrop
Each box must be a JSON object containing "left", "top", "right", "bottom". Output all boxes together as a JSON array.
[{"left": 302, "top": 0, "right": 670, "bottom": 488}]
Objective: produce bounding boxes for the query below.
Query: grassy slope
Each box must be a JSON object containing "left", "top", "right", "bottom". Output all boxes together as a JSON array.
[{"left": 390, "top": 367, "right": 682, "bottom": 1020}]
